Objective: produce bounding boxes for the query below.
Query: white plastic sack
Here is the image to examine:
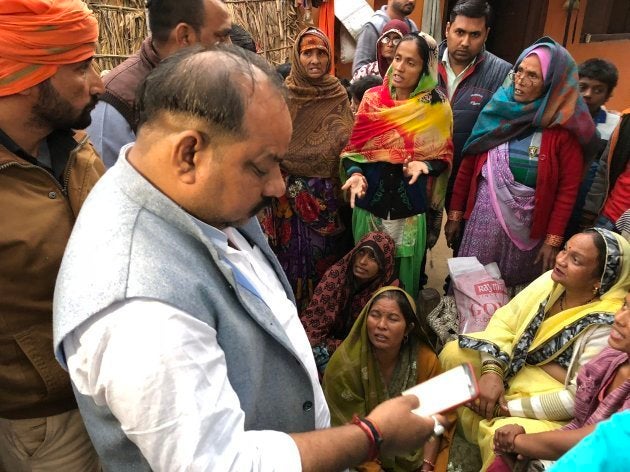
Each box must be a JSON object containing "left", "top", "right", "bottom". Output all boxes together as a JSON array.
[{"left": 448, "top": 257, "right": 509, "bottom": 334}]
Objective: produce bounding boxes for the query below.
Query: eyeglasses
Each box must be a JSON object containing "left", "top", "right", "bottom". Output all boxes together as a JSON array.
[
  {"left": 380, "top": 36, "right": 401, "bottom": 46},
  {"left": 508, "top": 70, "right": 541, "bottom": 87}
]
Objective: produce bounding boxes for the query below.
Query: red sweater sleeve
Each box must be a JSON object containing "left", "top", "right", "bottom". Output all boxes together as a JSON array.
[
  {"left": 449, "top": 153, "right": 478, "bottom": 214},
  {"left": 543, "top": 130, "right": 583, "bottom": 240}
]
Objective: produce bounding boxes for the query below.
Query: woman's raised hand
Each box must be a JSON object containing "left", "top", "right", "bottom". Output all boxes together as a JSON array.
[
  {"left": 473, "top": 371, "right": 506, "bottom": 419},
  {"left": 402, "top": 160, "right": 429, "bottom": 185},
  {"left": 341, "top": 173, "right": 367, "bottom": 208}
]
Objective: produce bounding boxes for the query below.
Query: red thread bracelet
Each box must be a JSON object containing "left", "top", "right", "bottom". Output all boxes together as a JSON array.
[{"left": 351, "top": 414, "right": 379, "bottom": 461}]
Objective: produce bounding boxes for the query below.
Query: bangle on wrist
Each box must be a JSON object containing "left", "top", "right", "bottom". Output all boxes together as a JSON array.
[
  {"left": 447, "top": 210, "right": 464, "bottom": 222},
  {"left": 482, "top": 359, "right": 504, "bottom": 369},
  {"left": 544, "top": 234, "right": 563, "bottom": 247},
  {"left": 480, "top": 364, "right": 504, "bottom": 379},
  {"left": 422, "top": 458, "right": 435, "bottom": 470},
  {"left": 351, "top": 414, "right": 383, "bottom": 461}
]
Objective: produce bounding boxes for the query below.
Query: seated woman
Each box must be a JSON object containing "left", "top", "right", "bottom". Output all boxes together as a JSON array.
[
  {"left": 301, "top": 231, "right": 398, "bottom": 372},
  {"left": 490, "top": 290, "right": 630, "bottom": 470},
  {"left": 352, "top": 19, "right": 410, "bottom": 82},
  {"left": 341, "top": 32, "right": 453, "bottom": 299},
  {"left": 445, "top": 37, "right": 598, "bottom": 290},
  {"left": 324, "top": 286, "right": 453, "bottom": 472},
  {"left": 439, "top": 228, "right": 630, "bottom": 470}
]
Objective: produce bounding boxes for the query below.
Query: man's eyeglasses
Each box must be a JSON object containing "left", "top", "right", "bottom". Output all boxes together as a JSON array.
[
  {"left": 380, "top": 36, "right": 401, "bottom": 46},
  {"left": 508, "top": 70, "right": 541, "bottom": 87}
]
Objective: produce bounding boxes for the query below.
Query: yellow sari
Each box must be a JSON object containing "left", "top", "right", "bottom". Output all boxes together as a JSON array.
[{"left": 440, "top": 230, "right": 630, "bottom": 470}]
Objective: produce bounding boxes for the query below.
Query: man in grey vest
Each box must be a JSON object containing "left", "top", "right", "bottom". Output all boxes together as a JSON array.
[{"left": 53, "top": 45, "right": 440, "bottom": 471}]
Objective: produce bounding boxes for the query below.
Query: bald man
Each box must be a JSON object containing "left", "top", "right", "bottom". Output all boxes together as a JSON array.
[
  {"left": 87, "top": 0, "right": 232, "bottom": 168},
  {"left": 0, "top": 0, "right": 104, "bottom": 470},
  {"left": 54, "top": 45, "right": 441, "bottom": 471}
]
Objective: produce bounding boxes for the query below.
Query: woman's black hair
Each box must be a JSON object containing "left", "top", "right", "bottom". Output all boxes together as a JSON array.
[
  {"left": 395, "top": 33, "right": 441, "bottom": 104},
  {"left": 349, "top": 75, "right": 383, "bottom": 103},
  {"left": 584, "top": 229, "right": 607, "bottom": 280}
]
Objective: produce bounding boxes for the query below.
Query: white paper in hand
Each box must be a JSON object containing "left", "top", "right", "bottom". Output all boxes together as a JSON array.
[{"left": 402, "top": 363, "right": 478, "bottom": 417}]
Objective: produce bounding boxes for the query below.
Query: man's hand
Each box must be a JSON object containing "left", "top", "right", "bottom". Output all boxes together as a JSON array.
[
  {"left": 494, "top": 424, "right": 526, "bottom": 454},
  {"left": 534, "top": 243, "right": 559, "bottom": 272},
  {"left": 341, "top": 174, "right": 367, "bottom": 208},
  {"left": 402, "top": 160, "right": 429, "bottom": 185},
  {"left": 444, "top": 219, "right": 463, "bottom": 249},
  {"left": 366, "top": 395, "right": 441, "bottom": 456}
]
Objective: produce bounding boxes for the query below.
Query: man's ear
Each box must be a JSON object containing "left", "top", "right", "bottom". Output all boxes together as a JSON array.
[
  {"left": 172, "top": 130, "right": 208, "bottom": 184},
  {"left": 172, "top": 23, "right": 198, "bottom": 48},
  {"left": 445, "top": 21, "right": 451, "bottom": 35}
]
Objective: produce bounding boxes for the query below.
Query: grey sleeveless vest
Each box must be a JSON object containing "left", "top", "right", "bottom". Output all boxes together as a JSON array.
[{"left": 53, "top": 155, "right": 316, "bottom": 471}]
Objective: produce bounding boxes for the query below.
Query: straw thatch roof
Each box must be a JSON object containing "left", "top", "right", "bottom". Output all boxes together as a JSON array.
[
  {"left": 225, "top": 0, "right": 300, "bottom": 65},
  {"left": 85, "top": 1, "right": 147, "bottom": 73}
]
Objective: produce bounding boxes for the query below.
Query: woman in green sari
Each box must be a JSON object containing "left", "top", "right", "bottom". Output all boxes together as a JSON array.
[{"left": 324, "top": 286, "right": 453, "bottom": 472}]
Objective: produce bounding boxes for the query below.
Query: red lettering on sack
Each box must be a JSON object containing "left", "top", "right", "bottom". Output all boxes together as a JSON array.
[{"left": 474, "top": 281, "right": 505, "bottom": 295}]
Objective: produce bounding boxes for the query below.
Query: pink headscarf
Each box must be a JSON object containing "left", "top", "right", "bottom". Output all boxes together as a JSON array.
[{"left": 525, "top": 45, "right": 551, "bottom": 80}]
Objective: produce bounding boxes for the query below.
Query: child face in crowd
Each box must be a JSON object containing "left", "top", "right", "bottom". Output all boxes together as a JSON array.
[{"left": 578, "top": 77, "right": 610, "bottom": 116}]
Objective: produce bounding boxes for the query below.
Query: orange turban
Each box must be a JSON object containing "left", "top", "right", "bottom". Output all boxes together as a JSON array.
[{"left": 0, "top": 0, "right": 99, "bottom": 97}]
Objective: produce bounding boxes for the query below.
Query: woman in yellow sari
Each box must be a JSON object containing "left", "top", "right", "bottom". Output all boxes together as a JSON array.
[
  {"left": 324, "top": 286, "right": 453, "bottom": 472},
  {"left": 439, "top": 228, "right": 630, "bottom": 470}
]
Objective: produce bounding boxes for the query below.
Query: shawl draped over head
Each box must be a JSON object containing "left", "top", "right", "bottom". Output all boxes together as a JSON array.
[
  {"left": 324, "top": 285, "right": 434, "bottom": 471},
  {"left": 283, "top": 27, "right": 354, "bottom": 178},
  {"left": 340, "top": 31, "right": 454, "bottom": 209},
  {"left": 301, "top": 231, "right": 398, "bottom": 349},
  {"left": 463, "top": 36, "right": 597, "bottom": 156},
  {"left": 0, "top": 0, "right": 99, "bottom": 97},
  {"left": 376, "top": 19, "right": 410, "bottom": 80},
  {"left": 460, "top": 229, "right": 630, "bottom": 380}
]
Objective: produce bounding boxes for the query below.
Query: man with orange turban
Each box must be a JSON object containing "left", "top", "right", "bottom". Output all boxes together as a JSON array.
[{"left": 0, "top": 1, "right": 104, "bottom": 470}]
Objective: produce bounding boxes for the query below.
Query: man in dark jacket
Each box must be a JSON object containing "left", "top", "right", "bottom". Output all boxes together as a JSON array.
[
  {"left": 438, "top": 0, "right": 511, "bottom": 212},
  {"left": 86, "top": 0, "right": 232, "bottom": 168},
  {"left": 0, "top": 1, "right": 104, "bottom": 469}
]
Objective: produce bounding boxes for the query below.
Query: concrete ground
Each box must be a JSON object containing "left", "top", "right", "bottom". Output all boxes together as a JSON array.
[{"left": 425, "top": 212, "right": 451, "bottom": 293}]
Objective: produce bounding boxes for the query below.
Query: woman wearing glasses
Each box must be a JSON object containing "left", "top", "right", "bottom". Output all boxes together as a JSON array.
[
  {"left": 352, "top": 19, "right": 410, "bottom": 83},
  {"left": 341, "top": 32, "right": 453, "bottom": 299},
  {"left": 444, "top": 37, "right": 597, "bottom": 290}
]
